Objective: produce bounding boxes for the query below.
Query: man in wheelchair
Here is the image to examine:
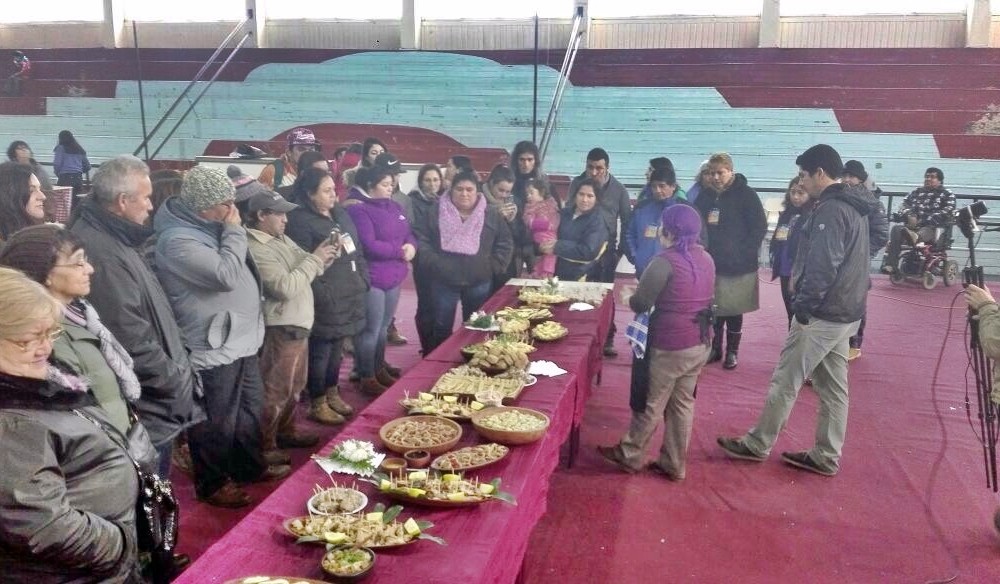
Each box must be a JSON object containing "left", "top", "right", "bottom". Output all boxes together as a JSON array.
[{"left": 881, "top": 167, "right": 956, "bottom": 278}]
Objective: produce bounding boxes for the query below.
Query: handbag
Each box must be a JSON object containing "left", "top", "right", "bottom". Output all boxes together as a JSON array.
[{"left": 74, "top": 408, "right": 179, "bottom": 583}]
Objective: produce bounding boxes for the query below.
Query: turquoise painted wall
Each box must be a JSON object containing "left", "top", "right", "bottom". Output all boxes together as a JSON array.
[{"left": 5, "top": 50, "right": 1000, "bottom": 196}]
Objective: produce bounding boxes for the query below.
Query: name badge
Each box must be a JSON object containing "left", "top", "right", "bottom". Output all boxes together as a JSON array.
[
  {"left": 644, "top": 225, "right": 659, "bottom": 238},
  {"left": 774, "top": 225, "right": 789, "bottom": 241},
  {"left": 707, "top": 209, "right": 720, "bottom": 225},
  {"left": 340, "top": 233, "right": 357, "bottom": 255}
]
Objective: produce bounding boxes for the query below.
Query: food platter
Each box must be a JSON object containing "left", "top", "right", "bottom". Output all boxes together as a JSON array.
[
  {"left": 518, "top": 288, "right": 570, "bottom": 305},
  {"left": 471, "top": 406, "right": 550, "bottom": 445},
  {"left": 496, "top": 306, "right": 553, "bottom": 321},
  {"left": 282, "top": 515, "right": 419, "bottom": 549},
  {"left": 430, "top": 443, "right": 510, "bottom": 472},
  {"left": 379, "top": 415, "right": 462, "bottom": 455},
  {"left": 398, "top": 394, "right": 481, "bottom": 420},
  {"left": 430, "top": 366, "right": 526, "bottom": 400},
  {"left": 370, "top": 470, "right": 513, "bottom": 508},
  {"left": 306, "top": 486, "right": 368, "bottom": 516},
  {"left": 225, "top": 577, "right": 330, "bottom": 584},
  {"left": 531, "top": 321, "right": 568, "bottom": 342}
]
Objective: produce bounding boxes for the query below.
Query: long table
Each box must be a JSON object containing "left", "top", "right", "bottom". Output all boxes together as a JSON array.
[{"left": 175, "top": 285, "right": 613, "bottom": 584}]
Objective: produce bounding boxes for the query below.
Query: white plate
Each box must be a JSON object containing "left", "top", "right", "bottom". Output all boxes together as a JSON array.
[
  {"left": 307, "top": 488, "right": 368, "bottom": 516},
  {"left": 524, "top": 375, "right": 537, "bottom": 387}
]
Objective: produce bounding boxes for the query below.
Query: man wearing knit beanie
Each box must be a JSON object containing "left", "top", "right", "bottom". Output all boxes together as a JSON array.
[
  {"left": 718, "top": 143, "right": 874, "bottom": 478},
  {"left": 153, "top": 164, "right": 290, "bottom": 508}
]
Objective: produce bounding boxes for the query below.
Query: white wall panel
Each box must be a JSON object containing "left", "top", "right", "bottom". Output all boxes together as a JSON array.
[
  {"left": 120, "top": 21, "right": 243, "bottom": 48},
  {"left": 0, "top": 22, "right": 104, "bottom": 48},
  {"left": 421, "top": 19, "right": 574, "bottom": 51},
  {"left": 266, "top": 20, "right": 400, "bottom": 50},
  {"left": 781, "top": 14, "right": 964, "bottom": 48},
  {"left": 589, "top": 17, "right": 759, "bottom": 49}
]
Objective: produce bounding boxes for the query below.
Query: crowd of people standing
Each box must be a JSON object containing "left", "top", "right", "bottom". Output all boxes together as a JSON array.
[{"left": 0, "top": 126, "right": 939, "bottom": 580}]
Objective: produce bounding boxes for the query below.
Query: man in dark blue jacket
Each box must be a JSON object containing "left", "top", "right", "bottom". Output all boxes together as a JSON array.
[{"left": 718, "top": 144, "right": 870, "bottom": 477}]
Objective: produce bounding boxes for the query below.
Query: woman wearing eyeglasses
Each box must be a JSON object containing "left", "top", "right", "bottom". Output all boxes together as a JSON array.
[
  {"left": 0, "top": 266, "right": 142, "bottom": 582},
  {"left": 0, "top": 224, "right": 136, "bottom": 435}
]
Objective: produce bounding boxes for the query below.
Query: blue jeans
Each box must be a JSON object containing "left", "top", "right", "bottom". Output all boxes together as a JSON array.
[
  {"left": 429, "top": 280, "right": 492, "bottom": 352},
  {"left": 355, "top": 286, "right": 401, "bottom": 377}
]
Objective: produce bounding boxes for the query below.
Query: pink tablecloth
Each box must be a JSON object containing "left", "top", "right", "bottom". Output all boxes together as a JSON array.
[{"left": 175, "top": 287, "right": 611, "bottom": 584}]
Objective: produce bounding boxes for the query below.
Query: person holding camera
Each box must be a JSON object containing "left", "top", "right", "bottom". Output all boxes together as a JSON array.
[
  {"left": 881, "top": 167, "right": 955, "bottom": 274},
  {"left": 963, "top": 284, "right": 1000, "bottom": 407},
  {"left": 286, "top": 168, "right": 368, "bottom": 424}
]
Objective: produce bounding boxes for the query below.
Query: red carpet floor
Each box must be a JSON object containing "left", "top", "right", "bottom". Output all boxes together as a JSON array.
[{"left": 173, "top": 273, "right": 1000, "bottom": 583}]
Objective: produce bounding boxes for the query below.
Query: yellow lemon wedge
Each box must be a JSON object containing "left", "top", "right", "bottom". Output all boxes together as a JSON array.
[
  {"left": 408, "top": 471, "right": 427, "bottom": 482},
  {"left": 365, "top": 512, "right": 383, "bottom": 522},
  {"left": 403, "top": 517, "right": 421, "bottom": 536},
  {"left": 323, "top": 532, "right": 348, "bottom": 544},
  {"left": 418, "top": 392, "right": 434, "bottom": 401},
  {"left": 470, "top": 401, "right": 485, "bottom": 411},
  {"left": 442, "top": 395, "right": 458, "bottom": 403},
  {"left": 441, "top": 473, "right": 461, "bottom": 482},
  {"left": 479, "top": 483, "right": 496, "bottom": 495}
]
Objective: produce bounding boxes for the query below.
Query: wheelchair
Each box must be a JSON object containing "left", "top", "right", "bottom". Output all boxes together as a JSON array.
[{"left": 887, "top": 224, "right": 959, "bottom": 290}]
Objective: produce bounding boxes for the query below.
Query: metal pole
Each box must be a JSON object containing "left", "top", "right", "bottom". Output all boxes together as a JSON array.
[
  {"left": 133, "top": 23, "right": 150, "bottom": 162},
  {"left": 149, "top": 32, "right": 253, "bottom": 161},
  {"left": 539, "top": 9, "right": 583, "bottom": 161},
  {"left": 133, "top": 17, "right": 250, "bottom": 157},
  {"left": 540, "top": 28, "right": 583, "bottom": 162},
  {"left": 532, "top": 13, "right": 539, "bottom": 145}
]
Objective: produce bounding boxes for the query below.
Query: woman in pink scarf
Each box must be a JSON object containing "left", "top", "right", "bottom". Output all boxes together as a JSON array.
[{"left": 413, "top": 171, "right": 513, "bottom": 352}]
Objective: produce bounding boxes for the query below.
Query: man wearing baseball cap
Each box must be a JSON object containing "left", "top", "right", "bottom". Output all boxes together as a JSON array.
[
  {"left": 258, "top": 127, "right": 321, "bottom": 190},
  {"left": 246, "top": 191, "right": 339, "bottom": 461}
]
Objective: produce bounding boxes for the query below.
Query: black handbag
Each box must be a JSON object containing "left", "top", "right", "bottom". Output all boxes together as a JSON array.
[{"left": 74, "top": 409, "right": 179, "bottom": 583}]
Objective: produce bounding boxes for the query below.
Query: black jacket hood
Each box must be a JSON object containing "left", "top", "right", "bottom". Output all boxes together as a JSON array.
[{"left": 821, "top": 182, "right": 875, "bottom": 218}]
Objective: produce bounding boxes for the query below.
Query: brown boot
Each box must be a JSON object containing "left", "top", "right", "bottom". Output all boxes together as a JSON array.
[
  {"left": 359, "top": 377, "right": 388, "bottom": 396},
  {"left": 326, "top": 385, "right": 355, "bottom": 417},
  {"left": 308, "top": 397, "right": 345, "bottom": 426},
  {"left": 375, "top": 368, "right": 396, "bottom": 387},
  {"left": 387, "top": 321, "right": 408, "bottom": 345}
]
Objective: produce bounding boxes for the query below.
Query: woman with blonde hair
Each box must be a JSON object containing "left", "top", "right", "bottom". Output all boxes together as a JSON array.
[{"left": 0, "top": 267, "right": 143, "bottom": 582}]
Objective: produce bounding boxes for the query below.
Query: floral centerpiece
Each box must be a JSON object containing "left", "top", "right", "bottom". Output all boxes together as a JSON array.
[{"left": 313, "top": 439, "right": 384, "bottom": 477}]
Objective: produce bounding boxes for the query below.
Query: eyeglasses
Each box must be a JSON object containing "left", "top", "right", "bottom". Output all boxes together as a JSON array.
[
  {"left": 3, "top": 326, "right": 63, "bottom": 352},
  {"left": 52, "top": 256, "right": 90, "bottom": 269}
]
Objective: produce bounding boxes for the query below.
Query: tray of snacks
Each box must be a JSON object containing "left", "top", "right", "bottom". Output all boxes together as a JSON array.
[
  {"left": 531, "top": 320, "right": 568, "bottom": 341},
  {"left": 365, "top": 470, "right": 516, "bottom": 508},
  {"left": 496, "top": 306, "right": 553, "bottom": 321},
  {"left": 498, "top": 317, "right": 531, "bottom": 334},
  {"left": 321, "top": 547, "right": 375, "bottom": 581},
  {"left": 398, "top": 392, "right": 485, "bottom": 420},
  {"left": 518, "top": 287, "right": 570, "bottom": 305},
  {"left": 431, "top": 442, "right": 510, "bottom": 472},
  {"left": 379, "top": 415, "right": 462, "bottom": 455},
  {"left": 431, "top": 365, "right": 527, "bottom": 400},
  {"left": 471, "top": 406, "right": 550, "bottom": 445},
  {"left": 284, "top": 503, "right": 445, "bottom": 547},
  {"left": 307, "top": 483, "right": 368, "bottom": 516}
]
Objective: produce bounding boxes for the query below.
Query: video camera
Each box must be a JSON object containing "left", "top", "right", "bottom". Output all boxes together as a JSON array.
[{"left": 957, "top": 200, "right": 989, "bottom": 240}]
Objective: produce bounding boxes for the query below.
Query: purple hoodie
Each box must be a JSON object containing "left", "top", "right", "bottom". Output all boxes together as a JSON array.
[{"left": 345, "top": 192, "right": 416, "bottom": 290}]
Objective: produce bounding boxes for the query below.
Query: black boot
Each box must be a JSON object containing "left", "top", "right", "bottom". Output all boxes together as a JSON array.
[
  {"left": 707, "top": 322, "right": 723, "bottom": 363},
  {"left": 723, "top": 331, "right": 742, "bottom": 370}
]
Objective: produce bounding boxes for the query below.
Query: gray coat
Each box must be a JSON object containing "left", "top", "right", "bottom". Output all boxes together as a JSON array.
[
  {"left": 69, "top": 203, "right": 204, "bottom": 448},
  {"left": 152, "top": 197, "right": 265, "bottom": 370},
  {"left": 0, "top": 369, "right": 141, "bottom": 583}
]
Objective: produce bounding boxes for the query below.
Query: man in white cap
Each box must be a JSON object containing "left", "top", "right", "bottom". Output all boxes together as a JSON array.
[
  {"left": 258, "top": 127, "right": 321, "bottom": 189},
  {"left": 245, "top": 190, "right": 338, "bottom": 461}
]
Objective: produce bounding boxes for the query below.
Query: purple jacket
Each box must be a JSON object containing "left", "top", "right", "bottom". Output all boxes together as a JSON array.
[
  {"left": 651, "top": 246, "right": 716, "bottom": 352},
  {"left": 345, "top": 193, "right": 416, "bottom": 290}
]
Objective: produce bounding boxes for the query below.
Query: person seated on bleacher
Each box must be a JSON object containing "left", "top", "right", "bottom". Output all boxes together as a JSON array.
[
  {"left": 881, "top": 166, "right": 955, "bottom": 274},
  {"left": 258, "top": 127, "right": 321, "bottom": 190}
]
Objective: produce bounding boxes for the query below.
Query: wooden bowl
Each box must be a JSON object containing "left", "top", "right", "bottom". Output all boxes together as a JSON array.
[
  {"left": 404, "top": 449, "right": 431, "bottom": 469},
  {"left": 321, "top": 547, "right": 375, "bottom": 582},
  {"left": 470, "top": 407, "right": 550, "bottom": 446},
  {"left": 379, "top": 415, "right": 462, "bottom": 455}
]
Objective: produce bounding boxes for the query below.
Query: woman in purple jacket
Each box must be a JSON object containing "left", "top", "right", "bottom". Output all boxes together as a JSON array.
[
  {"left": 345, "top": 167, "right": 416, "bottom": 395},
  {"left": 598, "top": 204, "right": 715, "bottom": 481}
]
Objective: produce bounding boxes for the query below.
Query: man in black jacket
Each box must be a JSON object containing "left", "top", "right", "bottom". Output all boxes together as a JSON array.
[
  {"left": 717, "top": 144, "right": 870, "bottom": 477},
  {"left": 69, "top": 155, "right": 206, "bottom": 478}
]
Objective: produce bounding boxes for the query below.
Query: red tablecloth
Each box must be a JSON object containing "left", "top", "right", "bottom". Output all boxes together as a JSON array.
[{"left": 175, "top": 287, "right": 612, "bottom": 584}]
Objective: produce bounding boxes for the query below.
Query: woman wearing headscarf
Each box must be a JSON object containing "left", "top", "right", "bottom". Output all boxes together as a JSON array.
[
  {"left": 414, "top": 170, "right": 513, "bottom": 352},
  {"left": 0, "top": 267, "right": 143, "bottom": 582},
  {"left": 598, "top": 204, "right": 715, "bottom": 481}
]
